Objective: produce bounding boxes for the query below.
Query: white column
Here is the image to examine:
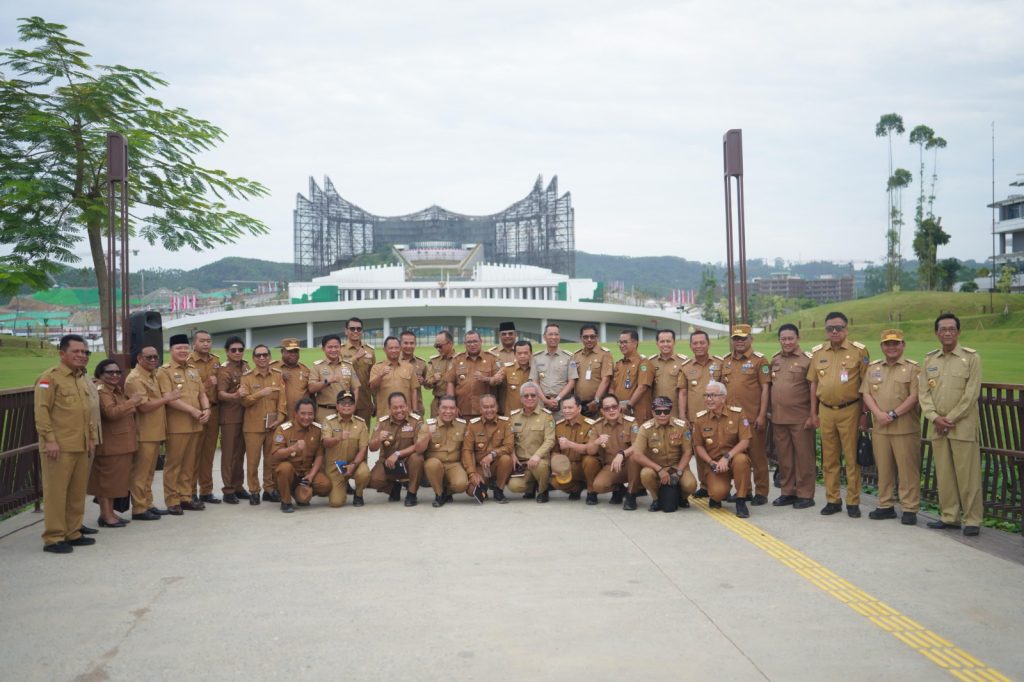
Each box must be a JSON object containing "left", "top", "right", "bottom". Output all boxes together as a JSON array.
[
  {"left": 245, "top": 327, "right": 252, "bottom": 348},
  {"left": 306, "top": 321, "right": 314, "bottom": 348},
  {"left": 383, "top": 317, "right": 391, "bottom": 338},
  {"left": 638, "top": 327, "right": 644, "bottom": 342},
  {"left": 540, "top": 318, "right": 547, "bottom": 336},
  {"left": 599, "top": 322, "right": 607, "bottom": 343},
  {"left": 465, "top": 315, "right": 473, "bottom": 333}
]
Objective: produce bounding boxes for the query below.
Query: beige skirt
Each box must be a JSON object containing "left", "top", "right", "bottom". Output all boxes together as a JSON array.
[{"left": 87, "top": 452, "right": 133, "bottom": 497}]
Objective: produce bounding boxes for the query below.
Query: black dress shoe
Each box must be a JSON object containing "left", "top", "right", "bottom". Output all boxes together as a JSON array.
[
  {"left": 388, "top": 482, "right": 402, "bottom": 502},
  {"left": 847, "top": 505, "right": 861, "bottom": 518},
  {"left": 793, "top": 498, "right": 815, "bottom": 509},
  {"left": 132, "top": 510, "right": 161, "bottom": 521},
  {"left": 432, "top": 495, "right": 446, "bottom": 508},
  {"left": 200, "top": 494, "right": 222, "bottom": 504},
  {"left": 444, "top": 493, "right": 454, "bottom": 503},
  {"left": 235, "top": 489, "right": 252, "bottom": 500},
  {"left": 98, "top": 517, "right": 127, "bottom": 528},
  {"left": 692, "top": 488, "right": 709, "bottom": 499},
  {"left": 735, "top": 500, "right": 750, "bottom": 518},
  {"left": 536, "top": 491, "right": 549, "bottom": 503},
  {"left": 353, "top": 495, "right": 364, "bottom": 507},
  {"left": 166, "top": 505, "right": 184, "bottom": 515},
  {"left": 869, "top": 507, "right": 897, "bottom": 520},
  {"left": 635, "top": 489, "right": 648, "bottom": 498},
  {"left": 347, "top": 481, "right": 356, "bottom": 495},
  {"left": 820, "top": 502, "right": 843, "bottom": 515},
  {"left": 901, "top": 512, "right": 917, "bottom": 525},
  {"left": 44, "top": 542, "right": 73, "bottom": 554},
  {"left": 148, "top": 507, "right": 170, "bottom": 516},
  {"left": 680, "top": 497, "right": 690, "bottom": 508},
  {"left": 280, "top": 502, "right": 294, "bottom": 514},
  {"left": 751, "top": 494, "right": 768, "bottom": 506},
  {"left": 963, "top": 526, "right": 980, "bottom": 537},
  {"left": 926, "top": 520, "right": 960, "bottom": 529},
  {"left": 67, "top": 536, "right": 96, "bottom": 546},
  {"left": 493, "top": 489, "right": 508, "bottom": 504},
  {"left": 709, "top": 500, "right": 722, "bottom": 509},
  {"left": 179, "top": 500, "right": 204, "bottom": 511},
  {"left": 725, "top": 493, "right": 738, "bottom": 503},
  {"left": 622, "top": 493, "right": 637, "bottom": 511},
  {"left": 262, "top": 490, "right": 281, "bottom": 503},
  {"left": 772, "top": 495, "right": 797, "bottom": 507},
  {"left": 222, "top": 493, "right": 239, "bottom": 505},
  {"left": 585, "top": 492, "right": 598, "bottom": 505},
  {"left": 249, "top": 494, "right": 260, "bottom": 506},
  {"left": 568, "top": 490, "right": 581, "bottom": 500},
  {"left": 78, "top": 525, "right": 98, "bottom": 535},
  {"left": 523, "top": 490, "right": 536, "bottom": 500},
  {"left": 648, "top": 500, "right": 661, "bottom": 512},
  {"left": 609, "top": 486, "right": 624, "bottom": 504},
  {"left": 404, "top": 492, "right": 418, "bottom": 507}
]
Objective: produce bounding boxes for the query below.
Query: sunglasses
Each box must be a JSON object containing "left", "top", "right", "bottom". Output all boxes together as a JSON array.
[
  {"left": 581, "top": 334, "right": 598, "bottom": 340},
  {"left": 347, "top": 326, "right": 362, "bottom": 332},
  {"left": 228, "top": 347, "right": 244, "bottom": 352},
  {"left": 601, "top": 404, "right": 619, "bottom": 410},
  {"left": 825, "top": 325, "right": 846, "bottom": 332},
  {"left": 653, "top": 408, "right": 671, "bottom": 415},
  {"left": 253, "top": 352, "right": 270, "bottom": 358}
]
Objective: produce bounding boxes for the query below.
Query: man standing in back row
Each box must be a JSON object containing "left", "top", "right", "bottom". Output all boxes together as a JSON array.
[
  {"left": 189, "top": 330, "right": 222, "bottom": 505},
  {"left": 573, "top": 323, "right": 613, "bottom": 419},
  {"left": 340, "top": 317, "right": 376, "bottom": 422},
  {"left": 720, "top": 324, "right": 770, "bottom": 505},
  {"left": 530, "top": 323, "right": 577, "bottom": 420},
  {"left": 769, "top": 324, "right": 816, "bottom": 510},
  {"left": 677, "top": 329, "right": 722, "bottom": 498}
]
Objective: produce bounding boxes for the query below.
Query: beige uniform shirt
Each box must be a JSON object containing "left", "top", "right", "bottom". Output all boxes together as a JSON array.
[
  {"left": 530, "top": 348, "right": 578, "bottom": 399},
  {"left": 612, "top": 354, "right": 654, "bottom": 422},
  {"left": 806, "top": 340, "right": 870, "bottom": 407},
  {"left": 590, "top": 415, "right": 637, "bottom": 465},
  {"left": 693, "top": 406, "right": 753, "bottom": 460},
  {"left": 554, "top": 416, "right": 595, "bottom": 462},
  {"left": 270, "top": 360, "right": 311, "bottom": 416},
  {"left": 374, "top": 415, "right": 423, "bottom": 458},
  {"left": 312, "top": 358, "right": 359, "bottom": 408},
  {"left": 770, "top": 349, "right": 813, "bottom": 425},
  {"left": 157, "top": 360, "right": 204, "bottom": 434},
  {"left": 321, "top": 413, "right": 369, "bottom": 465},
  {"left": 918, "top": 345, "right": 982, "bottom": 441},
  {"left": 860, "top": 357, "right": 921, "bottom": 436},
  {"left": 462, "top": 416, "right": 514, "bottom": 473},
  {"left": 488, "top": 345, "right": 517, "bottom": 365},
  {"left": 125, "top": 364, "right": 166, "bottom": 442},
  {"left": 497, "top": 362, "right": 532, "bottom": 415},
  {"left": 721, "top": 351, "right": 770, "bottom": 417},
  {"left": 650, "top": 353, "right": 689, "bottom": 415},
  {"left": 370, "top": 359, "right": 419, "bottom": 417},
  {"left": 634, "top": 418, "right": 692, "bottom": 469},
  {"left": 424, "top": 352, "right": 456, "bottom": 404},
  {"left": 271, "top": 420, "right": 323, "bottom": 475},
  {"left": 217, "top": 360, "right": 249, "bottom": 425},
  {"left": 510, "top": 408, "right": 556, "bottom": 462},
  {"left": 340, "top": 341, "right": 376, "bottom": 413},
  {"left": 446, "top": 351, "right": 500, "bottom": 417},
  {"left": 573, "top": 346, "right": 613, "bottom": 403},
  {"left": 188, "top": 351, "right": 221, "bottom": 407},
  {"left": 677, "top": 355, "right": 723, "bottom": 421},
  {"left": 34, "top": 364, "right": 95, "bottom": 452},
  {"left": 240, "top": 366, "right": 287, "bottom": 433},
  {"left": 424, "top": 417, "right": 468, "bottom": 464}
]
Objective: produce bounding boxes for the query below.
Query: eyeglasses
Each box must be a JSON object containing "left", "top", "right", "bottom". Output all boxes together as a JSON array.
[
  {"left": 433, "top": 343, "right": 444, "bottom": 349},
  {"left": 825, "top": 325, "right": 847, "bottom": 332},
  {"left": 704, "top": 393, "right": 725, "bottom": 399},
  {"left": 521, "top": 393, "right": 539, "bottom": 399},
  {"left": 141, "top": 354, "right": 159, "bottom": 360},
  {"left": 653, "top": 408, "right": 671, "bottom": 415},
  {"left": 103, "top": 370, "right": 123, "bottom": 375},
  {"left": 347, "top": 326, "right": 362, "bottom": 332},
  {"left": 253, "top": 352, "right": 270, "bottom": 358},
  {"left": 937, "top": 327, "right": 958, "bottom": 334},
  {"left": 601, "top": 404, "right": 619, "bottom": 411},
  {"left": 228, "top": 347, "right": 244, "bottom": 352},
  {"left": 581, "top": 334, "right": 597, "bottom": 340}
]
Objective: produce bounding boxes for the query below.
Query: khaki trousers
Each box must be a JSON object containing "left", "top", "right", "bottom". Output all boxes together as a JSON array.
[
  {"left": 369, "top": 453, "right": 425, "bottom": 494},
  {"left": 325, "top": 461, "right": 370, "bottom": 507},
  {"left": 425, "top": 459, "right": 469, "bottom": 495},
  {"left": 219, "top": 422, "right": 245, "bottom": 495},
  {"left": 164, "top": 431, "right": 200, "bottom": 507},
  {"left": 193, "top": 406, "right": 220, "bottom": 496},
  {"left": 507, "top": 460, "right": 550, "bottom": 494},
  {"left": 582, "top": 456, "right": 627, "bottom": 493},
  {"left": 550, "top": 460, "right": 586, "bottom": 493},
  {"left": 773, "top": 422, "right": 817, "bottom": 499},
  {"left": 467, "top": 454, "right": 514, "bottom": 497},
  {"left": 40, "top": 449, "right": 91, "bottom": 545},
  {"left": 873, "top": 431, "right": 921, "bottom": 512},
  {"left": 640, "top": 466, "right": 697, "bottom": 500},
  {"left": 931, "top": 436, "right": 983, "bottom": 526},
  {"left": 707, "top": 453, "right": 752, "bottom": 502},
  {"left": 130, "top": 441, "right": 161, "bottom": 514},
  {"left": 243, "top": 430, "right": 276, "bottom": 495},
  {"left": 819, "top": 403, "right": 861, "bottom": 505},
  {"left": 275, "top": 462, "right": 331, "bottom": 504},
  {"left": 695, "top": 456, "right": 711, "bottom": 492},
  {"left": 748, "top": 425, "right": 769, "bottom": 497}
]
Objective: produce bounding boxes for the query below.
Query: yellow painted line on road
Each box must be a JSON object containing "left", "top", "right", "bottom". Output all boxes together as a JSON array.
[{"left": 692, "top": 498, "right": 1010, "bottom": 681}]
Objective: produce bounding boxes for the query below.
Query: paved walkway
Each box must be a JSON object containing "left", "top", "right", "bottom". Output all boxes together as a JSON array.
[{"left": 1, "top": 459, "right": 1022, "bottom": 682}]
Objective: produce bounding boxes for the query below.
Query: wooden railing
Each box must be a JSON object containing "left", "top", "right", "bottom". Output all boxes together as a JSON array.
[{"left": 0, "top": 387, "right": 41, "bottom": 515}]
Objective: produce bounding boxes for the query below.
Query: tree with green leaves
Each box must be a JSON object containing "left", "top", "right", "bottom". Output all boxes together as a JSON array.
[
  {"left": 909, "top": 124, "right": 934, "bottom": 227},
  {"left": 875, "top": 113, "right": 905, "bottom": 291},
  {"left": 0, "top": 17, "right": 268, "bottom": 349},
  {"left": 926, "top": 135, "right": 947, "bottom": 217},
  {"left": 935, "top": 257, "right": 961, "bottom": 292},
  {"left": 996, "top": 265, "right": 1015, "bottom": 294},
  {"left": 886, "top": 168, "right": 913, "bottom": 291},
  {"left": 912, "top": 216, "right": 950, "bottom": 290},
  {"left": 698, "top": 267, "right": 721, "bottom": 323}
]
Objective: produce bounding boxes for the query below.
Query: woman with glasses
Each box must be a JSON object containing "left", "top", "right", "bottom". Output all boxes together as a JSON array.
[{"left": 89, "top": 359, "right": 144, "bottom": 527}]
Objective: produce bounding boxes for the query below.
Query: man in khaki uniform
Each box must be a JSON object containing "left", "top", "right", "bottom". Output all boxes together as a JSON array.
[
  {"left": 309, "top": 334, "right": 361, "bottom": 424},
  {"left": 216, "top": 336, "right": 249, "bottom": 503},
  {"left": 270, "top": 337, "right": 311, "bottom": 416},
  {"left": 611, "top": 329, "right": 653, "bottom": 423},
  {"left": 462, "top": 394, "right": 514, "bottom": 503},
  {"left": 649, "top": 330, "right": 688, "bottom": 418},
  {"left": 507, "top": 382, "right": 556, "bottom": 502},
  {"left": 693, "top": 381, "right": 753, "bottom": 518},
  {"left": 368, "top": 392, "right": 429, "bottom": 506},
  {"left": 446, "top": 330, "right": 499, "bottom": 419},
  {"left": 188, "top": 330, "right": 222, "bottom": 505},
  {"left": 340, "top": 317, "right": 376, "bottom": 422},
  {"left": 34, "top": 334, "right": 97, "bottom": 553},
  {"left": 240, "top": 344, "right": 287, "bottom": 503},
  {"left": 582, "top": 396, "right": 638, "bottom": 507},
  {"left": 573, "top": 323, "right": 613, "bottom": 419},
  {"left": 720, "top": 324, "right": 770, "bottom": 504},
  {"left": 424, "top": 330, "right": 457, "bottom": 418},
  {"left": 369, "top": 336, "right": 419, "bottom": 417},
  {"left": 919, "top": 313, "right": 983, "bottom": 536},
  {"left": 321, "top": 391, "right": 370, "bottom": 507},
  {"left": 125, "top": 345, "right": 177, "bottom": 519},
  {"left": 400, "top": 330, "right": 428, "bottom": 414},
  {"left": 270, "top": 398, "right": 331, "bottom": 513},
  {"left": 807, "top": 312, "right": 870, "bottom": 518},
  {"left": 861, "top": 329, "right": 922, "bottom": 525},
  {"left": 530, "top": 323, "right": 578, "bottom": 419},
  {"left": 423, "top": 395, "right": 469, "bottom": 507},
  {"left": 488, "top": 321, "right": 518, "bottom": 364},
  {"left": 677, "top": 329, "right": 722, "bottom": 498},
  {"left": 769, "top": 324, "right": 816, "bottom": 509},
  {"left": 632, "top": 396, "right": 698, "bottom": 511},
  {"left": 490, "top": 340, "right": 532, "bottom": 416},
  {"left": 551, "top": 395, "right": 595, "bottom": 499}
]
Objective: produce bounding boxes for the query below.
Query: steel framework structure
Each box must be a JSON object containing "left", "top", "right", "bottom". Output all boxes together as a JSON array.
[{"left": 294, "top": 175, "right": 574, "bottom": 280}]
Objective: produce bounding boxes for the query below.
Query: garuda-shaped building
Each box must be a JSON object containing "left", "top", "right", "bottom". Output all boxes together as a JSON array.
[{"left": 294, "top": 175, "right": 575, "bottom": 280}]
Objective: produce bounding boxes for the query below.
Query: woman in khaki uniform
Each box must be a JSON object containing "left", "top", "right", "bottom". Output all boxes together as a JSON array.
[{"left": 89, "top": 359, "right": 143, "bottom": 527}]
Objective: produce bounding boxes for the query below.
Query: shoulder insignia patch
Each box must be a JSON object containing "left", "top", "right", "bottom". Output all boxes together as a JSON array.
[
  {"left": 962, "top": 346, "right": 977, "bottom": 354},
  {"left": 555, "top": 418, "right": 566, "bottom": 425},
  {"left": 753, "top": 351, "right": 765, "bottom": 358},
  {"left": 926, "top": 348, "right": 940, "bottom": 356},
  {"left": 906, "top": 358, "right": 919, "bottom": 365},
  {"left": 281, "top": 422, "right": 293, "bottom": 430},
  {"left": 541, "top": 408, "right": 552, "bottom": 414},
  {"left": 270, "top": 367, "right": 282, "bottom": 373},
  {"left": 242, "top": 369, "right": 253, "bottom": 375},
  {"left": 456, "top": 417, "right": 467, "bottom": 424},
  {"left": 325, "top": 414, "right": 338, "bottom": 421},
  {"left": 364, "top": 343, "right": 375, "bottom": 349},
  {"left": 642, "top": 419, "right": 655, "bottom": 429},
  {"left": 312, "top": 421, "right": 322, "bottom": 429},
  {"left": 673, "top": 418, "right": 687, "bottom": 428},
  {"left": 314, "top": 359, "right": 325, "bottom": 365},
  {"left": 870, "top": 359, "right": 883, "bottom": 365},
  {"left": 378, "top": 416, "right": 391, "bottom": 422},
  {"left": 470, "top": 416, "right": 481, "bottom": 423},
  {"left": 729, "top": 406, "right": 743, "bottom": 413},
  {"left": 852, "top": 341, "right": 866, "bottom": 350},
  {"left": 601, "top": 347, "right": 611, "bottom": 353},
  {"left": 354, "top": 415, "right": 366, "bottom": 422},
  {"left": 584, "top": 417, "right": 596, "bottom": 425},
  {"left": 676, "top": 353, "right": 689, "bottom": 361},
  {"left": 161, "top": 362, "right": 171, "bottom": 369},
  {"left": 533, "top": 350, "right": 543, "bottom": 356},
  {"left": 623, "top": 415, "right": 635, "bottom": 422},
  {"left": 804, "top": 351, "right": 813, "bottom": 358},
  {"left": 811, "top": 343, "right": 824, "bottom": 352},
  {"left": 426, "top": 418, "right": 437, "bottom": 425},
  {"left": 498, "top": 415, "right": 510, "bottom": 421},
  {"left": 428, "top": 354, "right": 439, "bottom": 360},
  {"left": 511, "top": 409, "right": 523, "bottom": 415},
  {"left": 410, "top": 412, "right": 421, "bottom": 420},
  {"left": 695, "top": 409, "right": 708, "bottom": 418},
  {"left": 771, "top": 351, "right": 782, "bottom": 358}
]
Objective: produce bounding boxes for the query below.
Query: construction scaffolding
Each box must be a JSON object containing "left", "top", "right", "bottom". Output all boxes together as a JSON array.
[{"left": 293, "top": 175, "right": 574, "bottom": 281}]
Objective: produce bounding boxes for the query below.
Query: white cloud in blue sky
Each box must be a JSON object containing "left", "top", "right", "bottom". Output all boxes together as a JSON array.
[{"left": 2, "top": 0, "right": 1021, "bottom": 271}]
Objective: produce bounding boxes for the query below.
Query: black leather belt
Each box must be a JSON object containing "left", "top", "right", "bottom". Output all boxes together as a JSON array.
[{"left": 819, "top": 399, "right": 859, "bottom": 411}]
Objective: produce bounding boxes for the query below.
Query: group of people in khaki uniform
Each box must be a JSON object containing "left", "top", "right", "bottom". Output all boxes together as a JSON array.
[{"left": 34, "top": 311, "right": 986, "bottom": 552}]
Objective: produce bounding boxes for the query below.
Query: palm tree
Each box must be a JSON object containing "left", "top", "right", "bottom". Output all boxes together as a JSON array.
[
  {"left": 926, "top": 136, "right": 947, "bottom": 217},
  {"left": 887, "top": 168, "right": 913, "bottom": 291},
  {"left": 909, "top": 125, "right": 935, "bottom": 228},
  {"left": 876, "top": 114, "right": 906, "bottom": 290}
]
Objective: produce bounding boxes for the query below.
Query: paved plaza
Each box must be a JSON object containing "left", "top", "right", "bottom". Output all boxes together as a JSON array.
[{"left": 1, "top": 458, "right": 1022, "bottom": 682}]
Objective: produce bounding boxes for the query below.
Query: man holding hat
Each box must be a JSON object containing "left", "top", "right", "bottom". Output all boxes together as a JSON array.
[
  {"left": 693, "top": 381, "right": 753, "bottom": 518},
  {"left": 271, "top": 337, "right": 312, "bottom": 417},
  {"left": 462, "top": 394, "right": 514, "bottom": 503},
  {"left": 422, "top": 395, "right": 469, "bottom": 507},
  {"left": 631, "top": 396, "right": 697, "bottom": 511},
  {"left": 270, "top": 398, "right": 331, "bottom": 513},
  {"left": 506, "top": 382, "right": 556, "bottom": 502},
  {"left": 321, "top": 391, "right": 370, "bottom": 507},
  {"left": 861, "top": 329, "right": 922, "bottom": 525},
  {"left": 719, "top": 323, "right": 770, "bottom": 505},
  {"left": 551, "top": 395, "right": 595, "bottom": 499},
  {"left": 488, "top": 321, "right": 518, "bottom": 365},
  {"left": 807, "top": 312, "right": 870, "bottom": 518},
  {"left": 157, "top": 333, "right": 210, "bottom": 514}
]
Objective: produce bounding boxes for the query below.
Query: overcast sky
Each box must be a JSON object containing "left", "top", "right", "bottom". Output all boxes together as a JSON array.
[{"left": 2, "top": 1, "right": 1022, "bottom": 273}]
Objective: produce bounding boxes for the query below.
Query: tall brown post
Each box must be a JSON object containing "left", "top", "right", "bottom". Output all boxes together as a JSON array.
[
  {"left": 107, "top": 133, "right": 130, "bottom": 361},
  {"left": 723, "top": 129, "right": 748, "bottom": 328}
]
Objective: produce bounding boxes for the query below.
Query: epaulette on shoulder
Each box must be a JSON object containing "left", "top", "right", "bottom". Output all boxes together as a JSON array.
[
  {"left": 363, "top": 343, "right": 375, "bottom": 349},
  {"left": 341, "top": 359, "right": 355, "bottom": 366},
  {"left": 314, "top": 359, "right": 325, "bottom": 365},
  {"left": 281, "top": 421, "right": 293, "bottom": 430},
  {"left": 482, "top": 350, "right": 498, "bottom": 358},
  {"left": 852, "top": 341, "right": 867, "bottom": 350},
  {"left": 541, "top": 407, "right": 552, "bottom": 415},
  {"left": 584, "top": 417, "right": 596, "bottom": 425},
  {"left": 680, "top": 357, "right": 693, "bottom": 365},
  {"left": 601, "top": 346, "right": 611, "bottom": 353},
  {"left": 426, "top": 418, "right": 437, "bottom": 425},
  {"left": 470, "top": 416, "right": 481, "bottom": 423},
  {"left": 487, "top": 345, "right": 500, "bottom": 352},
  {"left": 962, "top": 346, "right": 977, "bottom": 354},
  {"left": 870, "top": 358, "right": 883, "bottom": 365},
  {"left": 771, "top": 350, "right": 782, "bottom": 358},
  {"left": 926, "top": 348, "right": 941, "bottom": 356},
  {"left": 270, "top": 367, "right": 282, "bottom": 373},
  {"left": 312, "top": 421, "right": 322, "bottom": 429},
  {"left": 752, "top": 351, "right": 765, "bottom": 358},
  {"left": 511, "top": 409, "right": 523, "bottom": 416},
  {"left": 591, "top": 417, "right": 605, "bottom": 425},
  {"left": 711, "top": 354, "right": 724, "bottom": 361},
  {"left": 555, "top": 418, "right": 566, "bottom": 425},
  {"left": 456, "top": 418, "right": 467, "bottom": 424},
  {"left": 428, "top": 353, "right": 440, "bottom": 360},
  {"left": 676, "top": 353, "right": 689, "bottom": 361},
  {"left": 410, "top": 412, "right": 421, "bottom": 420},
  {"left": 695, "top": 409, "right": 708, "bottom": 418},
  {"left": 906, "top": 358, "right": 919, "bottom": 365},
  {"left": 97, "top": 383, "right": 107, "bottom": 391},
  {"left": 325, "top": 413, "right": 338, "bottom": 420},
  {"left": 503, "top": 361, "right": 514, "bottom": 367},
  {"left": 378, "top": 415, "right": 390, "bottom": 422},
  {"left": 804, "top": 351, "right": 813, "bottom": 359},
  {"left": 161, "top": 362, "right": 172, "bottom": 369},
  {"left": 242, "top": 369, "right": 253, "bottom": 376},
  {"left": 559, "top": 348, "right": 573, "bottom": 357},
  {"left": 498, "top": 415, "right": 509, "bottom": 421},
  {"left": 673, "top": 418, "right": 687, "bottom": 428},
  {"left": 623, "top": 415, "right": 635, "bottom": 422},
  {"left": 353, "top": 415, "right": 366, "bottom": 422},
  {"left": 811, "top": 343, "right": 824, "bottom": 352},
  {"left": 729, "top": 406, "right": 743, "bottom": 413},
  {"left": 642, "top": 419, "right": 655, "bottom": 429}
]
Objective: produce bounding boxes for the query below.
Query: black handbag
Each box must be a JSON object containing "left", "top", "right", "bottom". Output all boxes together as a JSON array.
[{"left": 856, "top": 431, "right": 875, "bottom": 467}]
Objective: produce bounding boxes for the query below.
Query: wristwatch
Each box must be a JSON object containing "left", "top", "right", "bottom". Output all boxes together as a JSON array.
[{"left": 887, "top": 410, "right": 898, "bottom": 420}]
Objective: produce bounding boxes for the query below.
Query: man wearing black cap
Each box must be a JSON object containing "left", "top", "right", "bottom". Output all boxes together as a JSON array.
[
  {"left": 631, "top": 396, "right": 697, "bottom": 511},
  {"left": 157, "top": 334, "right": 210, "bottom": 514},
  {"left": 489, "top": 322, "right": 518, "bottom": 366}
]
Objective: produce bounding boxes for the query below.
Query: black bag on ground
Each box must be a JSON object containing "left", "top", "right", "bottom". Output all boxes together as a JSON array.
[{"left": 856, "top": 431, "right": 875, "bottom": 467}]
